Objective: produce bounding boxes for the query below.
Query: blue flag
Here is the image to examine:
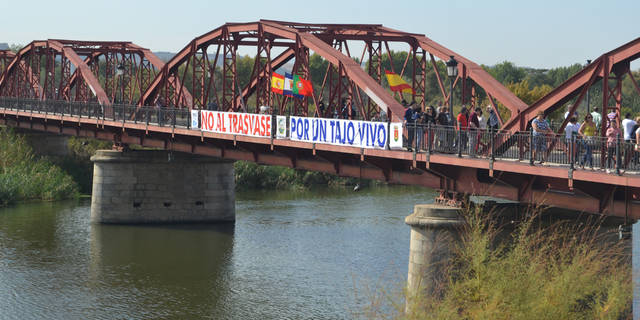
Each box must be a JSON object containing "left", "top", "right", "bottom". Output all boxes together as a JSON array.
[{"left": 284, "top": 73, "right": 294, "bottom": 97}]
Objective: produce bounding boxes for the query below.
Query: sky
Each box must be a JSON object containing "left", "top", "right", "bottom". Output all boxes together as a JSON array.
[{"left": 1, "top": 0, "right": 638, "bottom": 69}]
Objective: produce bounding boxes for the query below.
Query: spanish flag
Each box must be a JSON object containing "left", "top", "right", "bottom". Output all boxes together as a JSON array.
[
  {"left": 384, "top": 70, "right": 414, "bottom": 94},
  {"left": 271, "top": 73, "right": 284, "bottom": 95}
]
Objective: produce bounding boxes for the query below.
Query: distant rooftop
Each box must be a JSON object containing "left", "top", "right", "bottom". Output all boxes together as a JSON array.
[{"left": 0, "top": 43, "right": 9, "bottom": 50}]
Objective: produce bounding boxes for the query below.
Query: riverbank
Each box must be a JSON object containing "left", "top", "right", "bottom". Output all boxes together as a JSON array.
[
  {"left": 234, "top": 160, "right": 379, "bottom": 191},
  {"left": 0, "top": 128, "right": 78, "bottom": 205},
  {"left": 0, "top": 130, "right": 378, "bottom": 204}
]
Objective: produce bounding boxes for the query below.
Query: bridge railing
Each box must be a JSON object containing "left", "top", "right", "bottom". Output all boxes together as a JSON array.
[
  {"left": 1, "top": 97, "right": 638, "bottom": 175},
  {"left": 405, "top": 121, "right": 640, "bottom": 173},
  {"left": 0, "top": 98, "right": 193, "bottom": 128}
]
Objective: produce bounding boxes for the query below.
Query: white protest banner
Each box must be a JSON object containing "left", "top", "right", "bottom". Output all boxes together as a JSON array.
[
  {"left": 289, "top": 116, "right": 387, "bottom": 149},
  {"left": 190, "top": 110, "right": 199, "bottom": 129},
  {"left": 276, "top": 116, "right": 287, "bottom": 138},
  {"left": 388, "top": 122, "right": 403, "bottom": 149},
  {"left": 200, "top": 110, "right": 272, "bottom": 138}
]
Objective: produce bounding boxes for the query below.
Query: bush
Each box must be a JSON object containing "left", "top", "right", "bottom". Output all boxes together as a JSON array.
[
  {"left": 0, "top": 128, "right": 79, "bottom": 204},
  {"left": 396, "top": 206, "right": 632, "bottom": 319}
]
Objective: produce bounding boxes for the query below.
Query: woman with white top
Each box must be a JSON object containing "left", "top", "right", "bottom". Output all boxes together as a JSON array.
[{"left": 565, "top": 117, "right": 581, "bottom": 165}]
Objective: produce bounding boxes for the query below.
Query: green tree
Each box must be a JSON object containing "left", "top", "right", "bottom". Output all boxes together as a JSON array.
[
  {"left": 506, "top": 79, "right": 553, "bottom": 105},
  {"left": 9, "top": 43, "right": 22, "bottom": 53},
  {"left": 485, "top": 61, "right": 526, "bottom": 84}
]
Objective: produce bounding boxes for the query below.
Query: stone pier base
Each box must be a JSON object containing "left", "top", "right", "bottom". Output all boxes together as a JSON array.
[
  {"left": 90, "top": 150, "right": 235, "bottom": 224},
  {"left": 405, "top": 204, "right": 464, "bottom": 304}
]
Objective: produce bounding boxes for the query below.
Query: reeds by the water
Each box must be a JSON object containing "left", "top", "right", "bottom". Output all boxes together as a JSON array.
[{"left": 374, "top": 205, "right": 632, "bottom": 319}]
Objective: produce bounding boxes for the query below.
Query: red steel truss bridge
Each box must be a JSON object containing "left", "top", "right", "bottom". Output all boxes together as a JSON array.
[{"left": 0, "top": 20, "right": 639, "bottom": 219}]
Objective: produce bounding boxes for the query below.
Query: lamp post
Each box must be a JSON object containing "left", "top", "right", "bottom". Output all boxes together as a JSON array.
[
  {"left": 115, "top": 64, "right": 125, "bottom": 104},
  {"left": 446, "top": 55, "right": 458, "bottom": 122},
  {"left": 586, "top": 59, "right": 591, "bottom": 114}
]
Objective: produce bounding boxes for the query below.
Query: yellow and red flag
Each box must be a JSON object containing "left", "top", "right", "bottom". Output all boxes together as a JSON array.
[
  {"left": 384, "top": 70, "right": 414, "bottom": 94},
  {"left": 271, "top": 73, "right": 284, "bottom": 95}
]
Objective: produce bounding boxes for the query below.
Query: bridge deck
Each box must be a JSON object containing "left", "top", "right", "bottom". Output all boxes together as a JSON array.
[{"left": 0, "top": 99, "right": 638, "bottom": 219}]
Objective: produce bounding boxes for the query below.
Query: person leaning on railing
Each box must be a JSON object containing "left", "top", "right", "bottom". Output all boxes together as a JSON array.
[{"left": 532, "top": 111, "right": 554, "bottom": 164}]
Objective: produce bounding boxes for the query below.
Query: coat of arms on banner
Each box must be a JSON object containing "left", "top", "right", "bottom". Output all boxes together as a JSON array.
[
  {"left": 190, "top": 110, "right": 199, "bottom": 129},
  {"left": 389, "top": 122, "right": 403, "bottom": 149},
  {"left": 276, "top": 116, "right": 287, "bottom": 138}
]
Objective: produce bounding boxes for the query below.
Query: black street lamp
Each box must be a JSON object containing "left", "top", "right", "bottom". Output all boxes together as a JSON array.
[{"left": 446, "top": 55, "right": 458, "bottom": 121}]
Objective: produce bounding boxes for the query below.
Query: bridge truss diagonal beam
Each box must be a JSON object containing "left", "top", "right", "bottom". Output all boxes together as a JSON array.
[
  {"left": 503, "top": 37, "right": 640, "bottom": 133},
  {"left": 139, "top": 20, "right": 529, "bottom": 124}
]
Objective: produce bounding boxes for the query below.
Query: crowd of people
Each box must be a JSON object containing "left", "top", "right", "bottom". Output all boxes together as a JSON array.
[
  {"left": 399, "top": 100, "right": 640, "bottom": 173},
  {"left": 402, "top": 100, "right": 500, "bottom": 154},
  {"left": 526, "top": 106, "right": 640, "bottom": 173},
  {"left": 288, "top": 96, "right": 639, "bottom": 173}
]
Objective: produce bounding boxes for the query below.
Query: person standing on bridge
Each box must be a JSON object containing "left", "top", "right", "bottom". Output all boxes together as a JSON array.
[
  {"left": 317, "top": 101, "right": 325, "bottom": 118},
  {"left": 457, "top": 107, "right": 469, "bottom": 154},
  {"left": 412, "top": 103, "right": 423, "bottom": 150},
  {"left": 404, "top": 101, "right": 415, "bottom": 151},
  {"left": 564, "top": 117, "right": 581, "bottom": 165},
  {"left": 486, "top": 106, "right": 499, "bottom": 131},
  {"left": 468, "top": 107, "right": 482, "bottom": 157},
  {"left": 591, "top": 107, "right": 602, "bottom": 130},
  {"left": 578, "top": 113, "right": 596, "bottom": 169},
  {"left": 435, "top": 106, "right": 449, "bottom": 151},
  {"left": 532, "top": 111, "right": 553, "bottom": 164},
  {"left": 621, "top": 113, "right": 636, "bottom": 167},
  {"left": 423, "top": 106, "right": 437, "bottom": 151},
  {"left": 606, "top": 120, "right": 622, "bottom": 173}
]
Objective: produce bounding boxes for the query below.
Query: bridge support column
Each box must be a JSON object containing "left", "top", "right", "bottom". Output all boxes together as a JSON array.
[
  {"left": 90, "top": 150, "right": 235, "bottom": 224},
  {"left": 404, "top": 204, "right": 464, "bottom": 309}
]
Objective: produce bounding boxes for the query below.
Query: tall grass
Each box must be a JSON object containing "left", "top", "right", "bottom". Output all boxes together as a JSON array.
[
  {"left": 0, "top": 128, "right": 78, "bottom": 205},
  {"left": 386, "top": 205, "right": 631, "bottom": 319}
]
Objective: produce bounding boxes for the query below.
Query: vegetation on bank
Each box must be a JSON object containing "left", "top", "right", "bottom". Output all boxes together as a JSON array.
[
  {"left": 0, "top": 128, "right": 78, "bottom": 205},
  {"left": 372, "top": 206, "right": 632, "bottom": 319},
  {"left": 234, "top": 161, "right": 377, "bottom": 191}
]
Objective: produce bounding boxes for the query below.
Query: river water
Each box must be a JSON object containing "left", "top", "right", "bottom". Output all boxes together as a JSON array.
[{"left": 0, "top": 186, "right": 435, "bottom": 319}]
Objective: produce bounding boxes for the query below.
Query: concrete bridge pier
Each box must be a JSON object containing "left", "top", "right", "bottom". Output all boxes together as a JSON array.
[
  {"left": 404, "top": 204, "right": 465, "bottom": 307},
  {"left": 90, "top": 150, "right": 235, "bottom": 224}
]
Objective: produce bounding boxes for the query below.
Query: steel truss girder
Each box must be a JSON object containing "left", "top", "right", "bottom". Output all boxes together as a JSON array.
[
  {"left": 140, "top": 20, "right": 526, "bottom": 123},
  {"left": 0, "top": 40, "right": 191, "bottom": 108},
  {"left": 503, "top": 37, "right": 640, "bottom": 133}
]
